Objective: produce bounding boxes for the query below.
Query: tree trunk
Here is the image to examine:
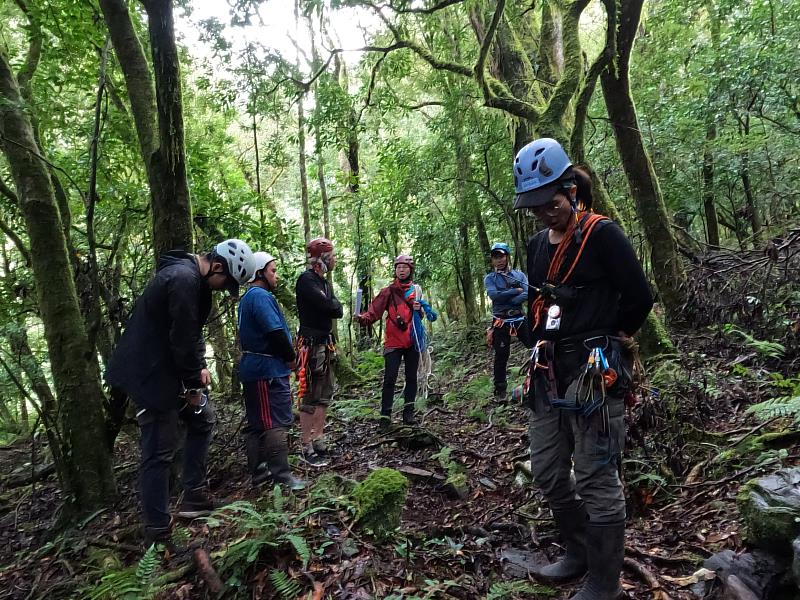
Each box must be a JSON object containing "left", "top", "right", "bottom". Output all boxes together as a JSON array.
[
  {"left": 702, "top": 0, "right": 721, "bottom": 248},
  {"left": 702, "top": 123, "right": 720, "bottom": 247},
  {"left": 6, "top": 325, "right": 65, "bottom": 468},
  {"left": 206, "top": 297, "right": 233, "bottom": 393},
  {"left": 454, "top": 134, "right": 478, "bottom": 323},
  {"left": 0, "top": 49, "right": 116, "bottom": 515},
  {"left": 315, "top": 124, "right": 331, "bottom": 239},
  {"left": 538, "top": 0, "right": 565, "bottom": 100},
  {"left": 600, "top": 0, "right": 686, "bottom": 323},
  {"left": 141, "top": 0, "right": 193, "bottom": 254},
  {"left": 297, "top": 93, "right": 311, "bottom": 244},
  {"left": 98, "top": 0, "right": 158, "bottom": 163},
  {"left": 737, "top": 114, "right": 763, "bottom": 246}
]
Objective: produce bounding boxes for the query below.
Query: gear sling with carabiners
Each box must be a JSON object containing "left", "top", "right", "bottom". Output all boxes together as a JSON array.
[{"left": 518, "top": 211, "right": 627, "bottom": 452}]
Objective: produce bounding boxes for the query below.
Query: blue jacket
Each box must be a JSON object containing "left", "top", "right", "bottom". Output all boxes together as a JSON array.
[
  {"left": 237, "top": 287, "right": 293, "bottom": 381},
  {"left": 106, "top": 251, "right": 210, "bottom": 411},
  {"left": 484, "top": 269, "right": 528, "bottom": 316},
  {"left": 411, "top": 298, "right": 437, "bottom": 353}
]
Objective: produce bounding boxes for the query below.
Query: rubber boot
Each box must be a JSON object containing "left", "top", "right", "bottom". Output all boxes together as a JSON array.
[
  {"left": 264, "top": 427, "right": 306, "bottom": 490},
  {"left": 245, "top": 432, "right": 271, "bottom": 487},
  {"left": 532, "top": 505, "right": 588, "bottom": 582},
  {"left": 569, "top": 521, "right": 626, "bottom": 600}
]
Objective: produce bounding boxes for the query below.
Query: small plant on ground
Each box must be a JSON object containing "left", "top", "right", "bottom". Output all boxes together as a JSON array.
[
  {"left": 205, "top": 487, "right": 323, "bottom": 589},
  {"left": 352, "top": 467, "right": 409, "bottom": 541},
  {"left": 430, "top": 446, "right": 469, "bottom": 491},
  {"left": 485, "top": 580, "right": 555, "bottom": 599},
  {"left": 722, "top": 324, "right": 786, "bottom": 360},
  {"left": 746, "top": 373, "right": 800, "bottom": 423},
  {"left": 83, "top": 543, "right": 167, "bottom": 600}
]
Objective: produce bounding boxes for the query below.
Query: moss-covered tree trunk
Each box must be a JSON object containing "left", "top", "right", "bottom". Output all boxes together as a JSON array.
[
  {"left": 99, "top": 0, "right": 157, "bottom": 164},
  {"left": 141, "top": 0, "right": 193, "bottom": 254},
  {"left": 600, "top": 0, "right": 686, "bottom": 323},
  {"left": 0, "top": 49, "right": 116, "bottom": 514},
  {"left": 702, "top": 0, "right": 721, "bottom": 248}
]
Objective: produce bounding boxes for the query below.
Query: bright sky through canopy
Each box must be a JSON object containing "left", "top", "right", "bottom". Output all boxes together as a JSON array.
[{"left": 176, "top": 0, "right": 382, "bottom": 71}]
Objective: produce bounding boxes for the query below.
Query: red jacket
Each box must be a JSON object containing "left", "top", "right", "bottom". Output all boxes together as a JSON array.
[{"left": 358, "top": 282, "right": 415, "bottom": 350}]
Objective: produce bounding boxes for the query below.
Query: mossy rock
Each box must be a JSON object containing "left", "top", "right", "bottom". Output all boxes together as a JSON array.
[
  {"left": 352, "top": 468, "right": 409, "bottom": 541},
  {"left": 737, "top": 468, "right": 800, "bottom": 552}
]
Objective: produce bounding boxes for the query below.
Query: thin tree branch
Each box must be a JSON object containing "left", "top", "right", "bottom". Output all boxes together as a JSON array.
[
  {"left": 474, "top": 0, "right": 505, "bottom": 88},
  {"left": 0, "top": 214, "right": 31, "bottom": 265},
  {"left": 384, "top": 0, "right": 464, "bottom": 14},
  {"left": 570, "top": 0, "right": 615, "bottom": 161},
  {"left": 0, "top": 134, "right": 87, "bottom": 199},
  {"left": 357, "top": 53, "right": 387, "bottom": 123},
  {"left": 13, "top": 0, "right": 42, "bottom": 99},
  {"left": 400, "top": 101, "right": 446, "bottom": 110},
  {"left": 0, "top": 176, "right": 19, "bottom": 205}
]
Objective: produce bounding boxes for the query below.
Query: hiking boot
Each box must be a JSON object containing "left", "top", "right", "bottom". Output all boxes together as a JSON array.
[
  {"left": 312, "top": 438, "right": 329, "bottom": 457},
  {"left": 177, "top": 488, "right": 219, "bottom": 519},
  {"left": 378, "top": 416, "right": 391, "bottom": 433},
  {"left": 494, "top": 389, "right": 508, "bottom": 403},
  {"left": 251, "top": 466, "right": 272, "bottom": 487},
  {"left": 299, "top": 447, "right": 330, "bottom": 468},
  {"left": 143, "top": 521, "right": 173, "bottom": 549},
  {"left": 263, "top": 428, "right": 307, "bottom": 490},
  {"left": 569, "top": 521, "right": 626, "bottom": 600},
  {"left": 402, "top": 405, "right": 418, "bottom": 426},
  {"left": 531, "top": 505, "right": 588, "bottom": 583}
]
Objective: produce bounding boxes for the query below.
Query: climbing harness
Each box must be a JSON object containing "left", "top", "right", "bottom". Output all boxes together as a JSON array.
[
  {"left": 486, "top": 313, "right": 526, "bottom": 347},
  {"left": 529, "top": 212, "right": 609, "bottom": 333},
  {"left": 294, "top": 334, "right": 335, "bottom": 407}
]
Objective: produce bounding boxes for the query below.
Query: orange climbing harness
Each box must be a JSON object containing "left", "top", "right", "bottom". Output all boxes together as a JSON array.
[
  {"left": 530, "top": 212, "right": 609, "bottom": 332},
  {"left": 294, "top": 334, "right": 336, "bottom": 406},
  {"left": 486, "top": 314, "right": 525, "bottom": 347}
]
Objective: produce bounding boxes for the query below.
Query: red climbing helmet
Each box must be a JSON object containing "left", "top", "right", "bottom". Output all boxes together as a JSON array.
[
  {"left": 306, "top": 237, "right": 334, "bottom": 259},
  {"left": 393, "top": 255, "right": 415, "bottom": 270}
]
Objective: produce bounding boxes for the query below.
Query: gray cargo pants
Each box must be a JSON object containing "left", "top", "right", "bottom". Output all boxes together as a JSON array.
[{"left": 528, "top": 375, "right": 626, "bottom": 524}]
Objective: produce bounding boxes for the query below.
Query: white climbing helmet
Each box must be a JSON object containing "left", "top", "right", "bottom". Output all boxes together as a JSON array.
[
  {"left": 248, "top": 251, "right": 277, "bottom": 283},
  {"left": 214, "top": 239, "right": 256, "bottom": 293}
]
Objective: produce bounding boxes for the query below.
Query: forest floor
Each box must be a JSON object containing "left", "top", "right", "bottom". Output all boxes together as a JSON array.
[{"left": 0, "top": 324, "right": 798, "bottom": 599}]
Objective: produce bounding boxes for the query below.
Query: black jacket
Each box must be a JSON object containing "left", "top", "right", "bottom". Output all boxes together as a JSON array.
[
  {"left": 295, "top": 269, "right": 343, "bottom": 339},
  {"left": 526, "top": 220, "right": 653, "bottom": 341},
  {"left": 106, "top": 251, "right": 211, "bottom": 411}
]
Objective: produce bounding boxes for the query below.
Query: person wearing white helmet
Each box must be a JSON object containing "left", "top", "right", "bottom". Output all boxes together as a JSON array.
[
  {"left": 106, "top": 238, "right": 255, "bottom": 548},
  {"left": 237, "top": 252, "right": 305, "bottom": 490}
]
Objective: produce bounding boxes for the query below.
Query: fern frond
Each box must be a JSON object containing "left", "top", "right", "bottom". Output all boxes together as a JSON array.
[
  {"left": 135, "top": 544, "right": 159, "bottom": 584},
  {"left": 285, "top": 533, "right": 311, "bottom": 568},
  {"left": 84, "top": 544, "right": 166, "bottom": 600},
  {"left": 746, "top": 395, "right": 800, "bottom": 422},
  {"left": 269, "top": 569, "right": 301, "bottom": 599},
  {"left": 273, "top": 484, "right": 285, "bottom": 512}
]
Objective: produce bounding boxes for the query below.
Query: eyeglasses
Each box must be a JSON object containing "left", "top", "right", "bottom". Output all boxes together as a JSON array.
[{"left": 524, "top": 198, "right": 565, "bottom": 218}]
